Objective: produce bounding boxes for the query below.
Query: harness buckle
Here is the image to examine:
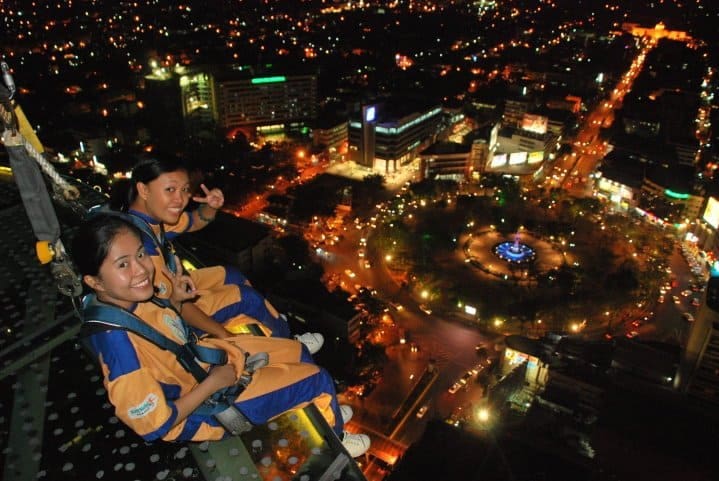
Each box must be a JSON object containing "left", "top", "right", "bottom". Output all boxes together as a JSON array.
[
  {"left": 214, "top": 405, "right": 253, "bottom": 435},
  {"left": 244, "top": 352, "right": 269, "bottom": 373}
]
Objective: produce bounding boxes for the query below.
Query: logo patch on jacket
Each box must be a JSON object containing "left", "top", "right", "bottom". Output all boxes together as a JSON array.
[
  {"left": 164, "top": 313, "right": 187, "bottom": 343},
  {"left": 128, "top": 393, "right": 159, "bottom": 419}
]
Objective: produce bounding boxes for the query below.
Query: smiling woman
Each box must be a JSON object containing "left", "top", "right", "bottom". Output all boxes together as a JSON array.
[
  {"left": 71, "top": 213, "right": 370, "bottom": 456},
  {"left": 106, "top": 154, "right": 310, "bottom": 342}
]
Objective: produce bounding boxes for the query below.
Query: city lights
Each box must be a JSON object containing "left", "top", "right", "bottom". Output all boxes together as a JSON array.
[{"left": 1, "top": 2, "right": 714, "bottom": 479}]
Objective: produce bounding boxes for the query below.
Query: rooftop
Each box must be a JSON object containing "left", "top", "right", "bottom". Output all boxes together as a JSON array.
[{"left": 0, "top": 170, "right": 366, "bottom": 481}]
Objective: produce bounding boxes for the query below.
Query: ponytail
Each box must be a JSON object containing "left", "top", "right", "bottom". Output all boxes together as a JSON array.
[{"left": 108, "top": 178, "right": 135, "bottom": 212}]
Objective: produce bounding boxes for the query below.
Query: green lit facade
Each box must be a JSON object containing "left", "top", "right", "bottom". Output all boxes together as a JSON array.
[{"left": 215, "top": 73, "right": 317, "bottom": 133}]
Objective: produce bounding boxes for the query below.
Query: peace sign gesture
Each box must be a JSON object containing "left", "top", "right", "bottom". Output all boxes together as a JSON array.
[
  {"left": 193, "top": 184, "right": 224, "bottom": 210},
  {"left": 162, "top": 256, "right": 197, "bottom": 307}
]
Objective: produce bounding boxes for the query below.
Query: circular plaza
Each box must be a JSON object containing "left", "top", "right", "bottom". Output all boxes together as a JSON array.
[{"left": 464, "top": 228, "right": 567, "bottom": 281}]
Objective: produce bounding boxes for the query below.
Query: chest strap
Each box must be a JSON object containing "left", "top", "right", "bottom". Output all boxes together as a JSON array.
[{"left": 80, "top": 295, "right": 266, "bottom": 434}]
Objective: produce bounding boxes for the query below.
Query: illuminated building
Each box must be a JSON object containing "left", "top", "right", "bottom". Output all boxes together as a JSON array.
[
  {"left": 546, "top": 95, "right": 582, "bottom": 115},
  {"left": 215, "top": 71, "right": 317, "bottom": 137},
  {"left": 598, "top": 150, "right": 702, "bottom": 223},
  {"left": 621, "top": 22, "right": 692, "bottom": 42},
  {"left": 682, "top": 276, "right": 719, "bottom": 414},
  {"left": 639, "top": 171, "right": 702, "bottom": 226},
  {"left": 691, "top": 197, "right": 719, "bottom": 257},
  {"left": 144, "top": 66, "right": 317, "bottom": 140},
  {"left": 465, "top": 123, "right": 499, "bottom": 177},
  {"left": 486, "top": 126, "right": 556, "bottom": 175},
  {"left": 419, "top": 141, "right": 472, "bottom": 181},
  {"left": 502, "top": 98, "right": 532, "bottom": 128},
  {"left": 348, "top": 101, "right": 442, "bottom": 173},
  {"left": 313, "top": 118, "right": 348, "bottom": 154},
  {"left": 595, "top": 154, "right": 644, "bottom": 211}
]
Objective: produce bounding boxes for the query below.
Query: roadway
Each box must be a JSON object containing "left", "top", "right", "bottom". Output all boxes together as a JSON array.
[
  {"left": 543, "top": 39, "right": 655, "bottom": 196},
  {"left": 317, "top": 205, "right": 497, "bottom": 449}
]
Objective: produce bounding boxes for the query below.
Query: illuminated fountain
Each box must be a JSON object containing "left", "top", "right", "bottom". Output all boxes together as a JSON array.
[
  {"left": 464, "top": 226, "right": 564, "bottom": 280},
  {"left": 492, "top": 231, "right": 536, "bottom": 264}
]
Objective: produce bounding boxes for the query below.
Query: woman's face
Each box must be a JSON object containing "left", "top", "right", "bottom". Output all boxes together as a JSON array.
[
  {"left": 136, "top": 170, "right": 191, "bottom": 225},
  {"left": 85, "top": 228, "right": 155, "bottom": 309}
]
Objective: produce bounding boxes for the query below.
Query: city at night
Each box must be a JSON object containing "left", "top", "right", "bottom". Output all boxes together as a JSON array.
[{"left": 2, "top": 1, "right": 719, "bottom": 480}]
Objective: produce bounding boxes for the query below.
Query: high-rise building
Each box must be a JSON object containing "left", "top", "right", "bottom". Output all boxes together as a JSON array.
[
  {"left": 214, "top": 71, "right": 317, "bottom": 136},
  {"left": 144, "top": 66, "right": 317, "bottom": 140},
  {"left": 682, "top": 278, "right": 719, "bottom": 413},
  {"left": 348, "top": 102, "right": 442, "bottom": 173}
]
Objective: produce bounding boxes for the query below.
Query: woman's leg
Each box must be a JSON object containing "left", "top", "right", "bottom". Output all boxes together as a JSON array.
[
  {"left": 193, "top": 283, "right": 292, "bottom": 339},
  {"left": 236, "top": 362, "right": 343, "bottom": 436},
  {"left": 226, "top": 335, "right": 313, "bottom": 364}
]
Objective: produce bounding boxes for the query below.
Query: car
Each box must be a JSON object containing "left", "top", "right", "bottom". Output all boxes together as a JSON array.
[
  {"left": 658, "top": 295, "right": 665, "bottom": 303},
  {"left": 448, "top": 382, "right": 462, "bottom": 394},
  {"left": 475, "top": 344, "right": 488, "bottom": 358},
  {"left": 631, "top": 320, "right": 643, "bottom": 328},
  {"left": 691, "top": 297, "right": 701, "bottom": 307},
  {"left": 419, "top": 304, "right": 432, "bottom": 315},
  {"left": 460, "top": 371, "right": 473, "bottom": 385},
  {"left": 389, "top": 302, "right": 403, "bottom": 311},
  {"left": 416, "top": 404, "right": 429, "bottom": 418},
  {"left": 344, "top": 269, "right": 356, "bottom": 278},
  {"left": 626, "top": 330, "right": 639, "bottom": 339},
  {"left": 672, "top": 295, "right": 681, "bottom": 305},
  {"left": 470, "top": 363, "right": 485, "bottom": 375},
  {"left": 683, "top": 312, "right": 695, "bottom": 322},
  {"left": 681, "top": 289, "right": 692, "bottom": 297}
]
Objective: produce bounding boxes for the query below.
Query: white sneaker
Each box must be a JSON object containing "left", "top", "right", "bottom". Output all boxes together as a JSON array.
[
  {"left": 341, "top": 431, "right": 370, "bottom": 458},
  {"left": 295, "top": 332, "right": 324, "bottom": 354},
  {"left": 339, "top": 404, "right": 353, "bottom": 424}
]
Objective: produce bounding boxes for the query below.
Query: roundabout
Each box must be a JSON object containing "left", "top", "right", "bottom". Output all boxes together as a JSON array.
[{"left": 464, "top": 228, "right": 568, "bottom": 281}]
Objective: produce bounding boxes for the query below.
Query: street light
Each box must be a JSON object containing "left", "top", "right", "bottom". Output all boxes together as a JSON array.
[
  {"left": 421, "top": 290, "right": 429, "bottom": 299},
  {"left": 477, "top": 407, "right": 490, "bottom": 423}
]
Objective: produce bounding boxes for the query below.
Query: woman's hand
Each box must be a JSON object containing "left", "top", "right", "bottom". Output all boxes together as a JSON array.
[
  {"left": 207, "top": 364, "right": 238, "bottom": 390},
  {"left": 193, "top": 184, "right": 224, "bottom": 210},
  {"left": 163, "top": 256, "right": 197, "bottom": 306}
]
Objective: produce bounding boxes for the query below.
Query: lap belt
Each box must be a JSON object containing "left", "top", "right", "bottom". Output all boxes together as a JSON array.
[{"left": 80, "top": 294, "right": 268, "bottom": 435}]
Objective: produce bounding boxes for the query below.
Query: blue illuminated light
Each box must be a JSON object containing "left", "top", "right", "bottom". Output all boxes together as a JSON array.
[
  {"left": 365, "top": 106, "right": 376, "bottom": 122},
  {"left": 375, "top": 107, "right": 442, "bottom": 135},
  {"left": 711, "top": 261, "right": 719, "bottom": 277},
  {"left": 493, "top": 238, "right": 536, "bottom": 264}
]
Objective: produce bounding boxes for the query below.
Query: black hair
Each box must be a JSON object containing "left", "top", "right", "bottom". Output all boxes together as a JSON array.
[
  {"left": 72, "top": 213, "right": 143, "bottom": 277},
  {"left": 108, "top": 153, "right": 188, "bottom": 212}
]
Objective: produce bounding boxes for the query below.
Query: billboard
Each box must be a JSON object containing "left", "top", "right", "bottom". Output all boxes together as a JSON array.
[
  {"left": 703, "top": 196, "right": 719, "bottom": 229},
  {"left": 521, "top": 114, "right": 548, "bottom": 135},
  {"left": 490, "top": 153, "right": 507, "bottom": 168},
  {"left": 489, "top": 123, "right": 499, "bottom": 151},
  {"left": 509, "top": 151, "right": 527, "bottom": 165},
  {"left": 528, "top": 151, "right": 544, "bottom": 164}
]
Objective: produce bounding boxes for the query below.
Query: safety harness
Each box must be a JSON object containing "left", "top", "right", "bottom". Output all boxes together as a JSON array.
[
  {"left": 120, "top": 211, "right": 268, "bottom": 337},
  {"left": 81, "top": 294, "right": 269, "bottom": 435},
  {"left": 125, "top": 211, "right": 179, "bottom": 275}
]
